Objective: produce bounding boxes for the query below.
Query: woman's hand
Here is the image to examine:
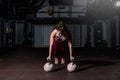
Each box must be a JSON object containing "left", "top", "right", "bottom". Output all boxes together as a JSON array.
[
  {"left": 47, "top": 56, "right": 51, "bottom": 61},
  {"left": 70, "top": 56, "right": 74, "bottom": 61}
]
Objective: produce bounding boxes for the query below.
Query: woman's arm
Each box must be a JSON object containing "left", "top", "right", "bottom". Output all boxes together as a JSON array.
[
  {"left": 68, "top": 41, "right": 74, "bottom": 61},
  {"left": 67, "top": 30, "right": 74, "bottom": 60},
  {"left": 47, "top": 29, "right": 57, "bottom": 60}
]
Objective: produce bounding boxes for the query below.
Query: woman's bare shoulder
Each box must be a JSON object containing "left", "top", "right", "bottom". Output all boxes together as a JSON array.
[
  {"left": 50, "top": 29, "right": 58, "bottom": 36},
  {"left": 51, "top": 29, "right": 58, "bottom": 33}
]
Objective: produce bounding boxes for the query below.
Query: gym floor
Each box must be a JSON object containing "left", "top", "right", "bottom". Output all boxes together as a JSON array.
[{"left": 0, "top": 48, "right": 120, "bottom": 80}]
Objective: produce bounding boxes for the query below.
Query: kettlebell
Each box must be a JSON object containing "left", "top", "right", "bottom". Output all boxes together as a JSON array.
[
  {"left": 67, "top": 59, "right": 77, "bottom": 72},
  {"left": 44, "top": 59, "right": 54, "bottom": 72}
]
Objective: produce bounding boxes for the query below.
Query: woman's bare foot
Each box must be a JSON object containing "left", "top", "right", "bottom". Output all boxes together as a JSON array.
[
  {"left": 54, "top": 58, "right": 59, "bottom": 64},
  {"left": 61, "top": 58, "right": 65, "bottom": 64}
]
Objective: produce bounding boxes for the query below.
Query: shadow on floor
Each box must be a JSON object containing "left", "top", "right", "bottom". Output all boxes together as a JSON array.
[{"left": 74, "top": 59, "right": 117, "bottom": 72}]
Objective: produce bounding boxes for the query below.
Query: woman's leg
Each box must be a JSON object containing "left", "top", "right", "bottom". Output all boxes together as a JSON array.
[
  {"left": 61, "top": 45, "right": 67, "bottom": 64},
  {"left": 53, "top": 39, "right": 60, "bottom": 64}
]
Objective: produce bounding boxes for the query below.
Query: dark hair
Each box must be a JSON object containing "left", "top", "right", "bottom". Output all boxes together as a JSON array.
[
  {"left": 54, "top": 21, "right": 72, "bottom": 42},
  {"left": 54, "top": 21, "right": 64, "bottom": 31}
]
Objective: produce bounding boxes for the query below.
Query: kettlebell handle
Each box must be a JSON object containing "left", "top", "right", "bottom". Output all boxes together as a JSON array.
[
  {"left": 47, "top": 58, "right": 53, "bottom": 65},
  {"left": 71, "top": 58, "right": 75, "bottom": 62},
  {"left": 71, "top": 58, "right": 76, "bottom": 65}
]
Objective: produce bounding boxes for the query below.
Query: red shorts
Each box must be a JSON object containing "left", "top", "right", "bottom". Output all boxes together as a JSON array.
[{"left": 53, "top": 38, "right": 68, "bottom": 58}]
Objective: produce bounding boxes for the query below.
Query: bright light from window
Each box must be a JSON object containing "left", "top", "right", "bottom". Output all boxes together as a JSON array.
[{"left": 116, "top": 1, "right": 120, "bottom": 7}]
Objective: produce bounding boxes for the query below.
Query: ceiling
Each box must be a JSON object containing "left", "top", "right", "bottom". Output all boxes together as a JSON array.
[
  {"left": 0, "top": 0, "right": 119, "bottom": 20},
  {"left": 0, "top": 0, "right": 47, "bottom": 19}
]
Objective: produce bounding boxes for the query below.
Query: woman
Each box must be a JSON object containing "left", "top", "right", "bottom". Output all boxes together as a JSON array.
[{"left": 47, "top": 21, "right": 74, "bottom": 64}]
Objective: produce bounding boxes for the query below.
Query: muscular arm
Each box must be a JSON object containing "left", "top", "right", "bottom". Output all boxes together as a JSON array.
[
  {"left": 68, "top": 41, "right": 73, "bottom": 60},
  {"left": 67, "top": 31, "right": 74, "bottom": 60},
  {"left": 48, "top": 29, "right": 57, "bottom": 59}
]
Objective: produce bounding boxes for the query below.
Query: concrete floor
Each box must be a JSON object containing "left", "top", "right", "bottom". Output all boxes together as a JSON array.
[{"left": 0, "top": 48, "right": 120, "bottom": 80}]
